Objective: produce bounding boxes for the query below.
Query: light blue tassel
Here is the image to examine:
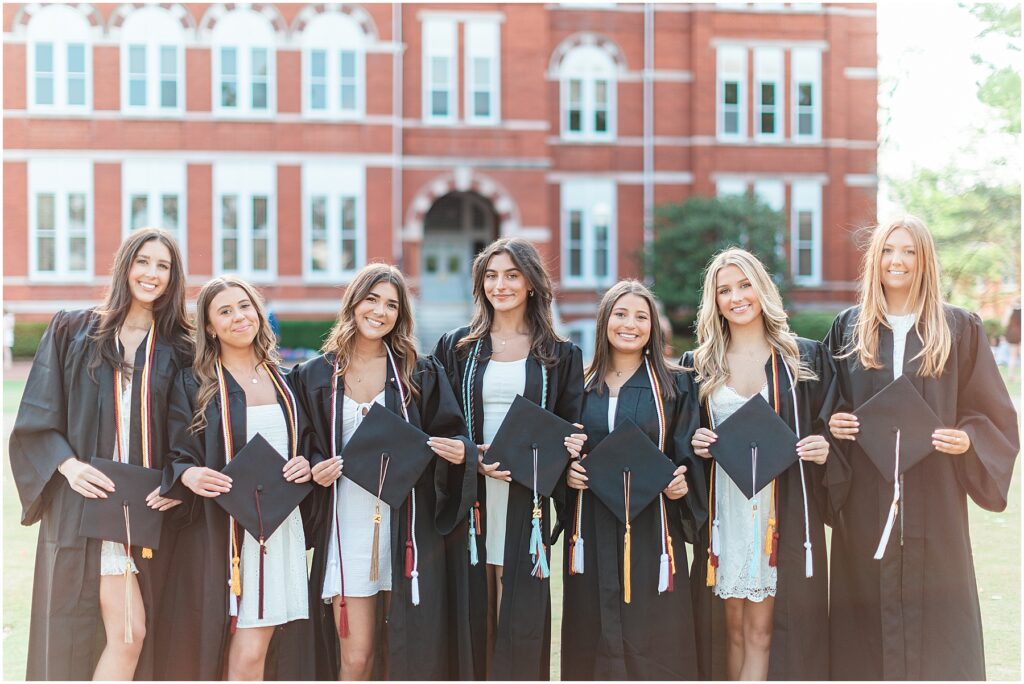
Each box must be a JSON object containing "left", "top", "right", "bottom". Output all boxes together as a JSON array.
[
  {"left": 468, "top": 512, "right": 479, "bottom": 566},
  {"left": 529, "top": 510, "right": 549, "bottom": 579}
]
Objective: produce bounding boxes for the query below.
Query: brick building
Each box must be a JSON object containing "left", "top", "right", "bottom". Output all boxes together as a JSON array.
[{"left": 2, "top": 2, "right": 877, "bottom": 356}]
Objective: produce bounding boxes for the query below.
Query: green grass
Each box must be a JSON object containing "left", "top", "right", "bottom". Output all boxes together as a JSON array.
[{"left": 2, "top": 378, "right": 1020, "bottom": 680}]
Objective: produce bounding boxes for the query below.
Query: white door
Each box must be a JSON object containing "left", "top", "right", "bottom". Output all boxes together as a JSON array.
[{"left": 421, "top": 234, "right": 471, "bottom": 303}]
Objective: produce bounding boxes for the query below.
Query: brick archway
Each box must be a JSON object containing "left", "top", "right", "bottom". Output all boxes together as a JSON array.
[
  {"left": 291, "top": 3, "right": 379, "bottom": 42},
  {"left": 404, "top": 169, "right": 520, "bottom": 242}
]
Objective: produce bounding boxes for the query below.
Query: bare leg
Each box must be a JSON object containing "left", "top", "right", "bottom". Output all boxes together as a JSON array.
[
  {"left": 722, "top": 598, "right": 745, "bottom": 681},
  {"left": 226, "top": 625, "right": 275, "bottom": 680},
  {"left": 93, "top": 573, "right": 146, "bottom": 680},
  {"left": 336, "top": 595, "right": 379, "bottom": 681},
  {"left": 485, "top": 564, "right": 505, "bottom": 676},
  {"left": 739, "top": 597, "right": 774, "bottom": 680}
]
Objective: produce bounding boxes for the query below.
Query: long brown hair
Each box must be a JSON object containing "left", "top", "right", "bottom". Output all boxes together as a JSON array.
[
  {"left": 585, "top": 279, "right": 682, "bottom": 399},
  {"left": 321, "top": 263, "right": 419, "bottom": 402},
  {"left": 190, "top": 276, "right": 280, "bottom": 432},
  {"left": 455, "top": 237, "right": 564, "bottom": 365},
  {"left": 843, "top": 216, "right": 951, "bottom": 377},
  {"left": 88, "top": 228, "right": 192, "bottom": 377}
]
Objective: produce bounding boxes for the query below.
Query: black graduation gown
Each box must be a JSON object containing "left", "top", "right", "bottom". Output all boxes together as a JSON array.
[
  {"left": 156, "top": 366, "right": 319, "bottom": 681},
  {"left": 8, "top": 308, "right": 190, "bottom": 680},
  {"left": 559, "top": 368, "right": 705, "bottom": 680},
  {"left": 287, "top": 353, "right": 478, "bottom": 680},
  {"left": 824, "top": 305, "right": 1019, "bottom": 680},
  {"left": 683, "top": 338, "right": 840, "bottom": 680},
  {"left": 432, "top": 327, "right": 584, "bottom": 681}
]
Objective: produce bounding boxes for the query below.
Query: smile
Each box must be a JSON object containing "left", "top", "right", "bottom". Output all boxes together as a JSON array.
[
  {"left": 137, "top": 281, "right": 159, "bottom": 292},
  {"left": 365, "top": 318, "right": 384, "bottom": 328},
  {"left": 731, "top": 304, "right": 750, "bottom": 313}
]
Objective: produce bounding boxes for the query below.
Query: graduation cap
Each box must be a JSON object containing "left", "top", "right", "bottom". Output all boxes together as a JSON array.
[
  {"left": 483, "top": 394, "right": 576, "bottom": 498},
  {"left": 216, "top": 433, "right": 313, "bottom": 542},
  {"left": 854, "top": 374, "right": 942, "bottom": 483},
  {"left": 79, "top": 457, "right": 164, "bottom": 551},
  {"left": 708, "top": 393, "right": 799, "bottom": 499},
  {"left": 341, "top": 402, "right": 436, "bottom": 509}
]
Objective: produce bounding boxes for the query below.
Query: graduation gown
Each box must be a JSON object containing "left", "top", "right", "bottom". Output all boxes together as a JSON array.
[
  {"left": 8, "top": 308, "right": 190, "bottom": 680},
  {"left": 287, "top": 353, "right": 477, "bottom": 680},
  {"left": 683, "top": 338, "right": 840, "bottom": 680},
  {"left": 559, "top": 368, "right": 705, "bottom": 680},
  {"left": 824, "top": 305, "right": 1019, "bottom": 680},
  {"left": 156, "top": 366, "right": 319, "bottom": 681},
  {"left": 432, "top": 327, "right": 584, "bottom": 681}
]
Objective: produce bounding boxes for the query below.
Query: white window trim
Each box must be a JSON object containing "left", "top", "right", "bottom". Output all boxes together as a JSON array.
[
  {"left": 211, "top": 10, "right": 277, "bottom": 119},
  {"left": 791, "top": 48, "right": 822, "bottom": 143},
  {"left": 716, "top": 46, "right": 747, "bottom": 141},
  {"left": 753, "top": 48, "right": 784, "bottom": 142},
  {"left": 565, "top": 319, "right": 597, "bottom": 365},
  {"left": 716, "top": 177, "right": 748, "bottom": 198},
  {"left": 119, "top": 8, "right": 185, "bottom": 116},
  {"left": 28, "top": 159, "right": 94, "bottom": 283},
  {"left": 463, "top": 20, "right": 501, "bottom": 126},
  {"left": 422, "top": 18, "right": 458, "bottom": 124},
  {"left": 559, "top": 47, "right": 617, "bottom": 142},
  {"left": 753, "top": 178, "right": 786, "bottom": 260},
  {"left": 212, "top": 163, "right": 277, "bottom": 281},
  {"left": 301, "top": 162, "right": 367, "bottom": 282},
  {"left": 790, "top": 180, "right": 822, "bottom": 285},
  {"left": 26, "top": 6, "right": 93, "bottom": 115},
  {"left": 560, "top": 179, "right": 617, "bottom": 288},
  {"left": 301, "top": 13, "right": 366, "bottom": 120},
  {"left": 121, "top": 160, "right": 188, "bottom": 264}
]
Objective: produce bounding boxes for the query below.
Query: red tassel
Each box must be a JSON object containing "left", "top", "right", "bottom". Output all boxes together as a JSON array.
[
  {"left": 474, "top": 502, "right": 482, "bottom": 531},
  {"left": 405, "top": 540, "right": 414, "bottom": 579},
  {"left": 258, "top": 540, "right": 266, "bottom": 619},
  {"left": 229, "top": 615, "right": 238, "bottom": 634},
  {"left": 709, "top": 552, "right": 719, "bottom": 568},
  {"left": 337, "top": 598, "right": 350, "bottom": 639},
  {"left": 769, "top": 530, "right": 780, "bottom": 567}
]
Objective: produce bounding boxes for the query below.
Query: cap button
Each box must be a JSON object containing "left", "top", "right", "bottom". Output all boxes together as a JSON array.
[
  {"left": 257, "top": 484, "right": 264, "bottom": 492},
  {"left": 624, "top": 466, "right": 630, "bottom": 473},
  {"left": 531, "top": 442, "right": 538, "bottom": 450},
  {"left": 123, "top": 500, "right": 130, "bottom": 506},
  {"left": 891, "top": 426, "right": 899, "bottom": 434},
  {"left": 750, "top": 441, "right": 757, "bottom": 449}
]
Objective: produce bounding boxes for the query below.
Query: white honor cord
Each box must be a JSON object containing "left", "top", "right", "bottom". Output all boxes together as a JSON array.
[
  {"left": 782, "top": 360, "right": 814, "bottom": 578},
  {"left": 707, "top": 404, "right": 721, "bottom": 557},
  {"left": 643, "top": 360, "right": 670, "bottom": 577},
  {"left": 384, "top": 343, "right": 419, "bottom": 603},
  {"left": 873, "top": 429, "right": 901, "bottom": 560}
]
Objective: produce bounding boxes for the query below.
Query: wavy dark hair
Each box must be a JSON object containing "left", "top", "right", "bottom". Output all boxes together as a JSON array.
[
  {"left": 88, "top": 228, "right": 192, "bottom": 377},
  {"left": 455, "top": 237, "right": 564, "bottom": 365},
  {"left": 585, "top": 279, "right": 682, "bottom": 399}
]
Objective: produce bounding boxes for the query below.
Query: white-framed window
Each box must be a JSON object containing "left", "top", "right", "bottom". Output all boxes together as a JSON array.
[
  {"left": 120, "top": 6, "right": 184, "bottom": 115},
  {"left": 717, "top": 46, "right": 746, "bottom": 140},
  {"left": 302, "top": 162, "right": 366, "bottom": 281},
  {"left": 301, "top": 12, "right": 365, "bottom": 118},
  {"left": 212, "top": 9, "right": 276, "bottom": 117},
  {"left": 464, "top": 20, "right": 501, "bottom": 125},
  {"left": 790, "top": 180, "right": 822, "bottom": 284},
  {"left": 754, "top": 48, "right": 783, "bottom": 141},
  {"left": 26, "top": 4, "right": 92, "bottom": 113},
  {"left": 121, "top": 160, "right": 187, "bottom": 259},
  {"left": 423, "top": 18, "right": 457, "bottom": 123},
  {"left": 754, "top": 178, "right": 786, "bottom": 259},
  {"left": 561, "top": 179, "right": 616, "bottom": 287},
  {"left": 213, "top": 163, "right": 276, "bottom": 280},
  {"left": 716, "top": 177, "right": 747, "bottom": 198},
  {"left": 565, "top": 319, "right": 597, "bottom": 365},
  {"left": 792, "top": 48, "right": 822, "bottom": 141},
  {"left": 28, "top": 159, "right": 93, "bottom": 282},
  {"left": 560, "top": 45, "right": 616, "bottom": 141}
]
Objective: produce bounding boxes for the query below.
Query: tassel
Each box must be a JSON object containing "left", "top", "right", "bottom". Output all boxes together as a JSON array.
[
  {"left": 658, "top": 553, "right": 670, "bottom": 593},
  {"left": 142, "top": 548, "right": 153, "bottom": 559},
  {"left": 706, "top": 558, "right": 716, "bottom": 587},
  {"left": 258, "top": 539, "right": 266, "bottom": 619},
  {"left": 231, "top": 554, "right": 241, "bottom": 596},
  {"left": 805, "top": 541, "right": 814, "bottom": 578},
  {"left": 666, "top": 534, "right": 676, "bottom": 593},
  {"left": 123, "top": 560, "right": 133, "bottom": 644},
  {"left": 874, "top": 430, "right": 901, "bottom": 560},
  {"left": 764, "top": 517, "right": 776, "bottom": 556},
  {"left": 529, "top": 504, "right": 549, "bottom": 579},
  {"left": 623, "top": 522, "right": 632, "bottom": 604},
  {"left": 369, "top": 507, "right": 382, "bottom": 582},
  {"left": 711, "top": 519, "right": 721, "bottom": 556},
  {"left": 405, "top": 540, "right": 414, "bottom": 579},
  {"left": 468, "top": 522, "right": 479, "bottom": 566},
  {"left": 337, "top": 598, "right": 350, "bottom": 639},
  {"left": 411, "top": 570, "right": 420, "bottom": 606},
  {"left": 571, "top": 535, "right": 585, "bottom": 575},
  {"left": 229, "top": 615, "right": 238, "bottom": 634}
]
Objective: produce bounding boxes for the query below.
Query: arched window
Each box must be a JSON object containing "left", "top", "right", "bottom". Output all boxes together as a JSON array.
[
  {"left": 26, "top": 4, "right": 92, "bottom": 112},
  {"left": 301, "top": 11, "right": 365, "bottom": 118},
  {"left": 211, "top": 8, "right": 276, "bottom": 116},
  {"left": 120, "top": 6, "right": 185, "bottom": 115},
  {"left": 559, "top": 45, "right": 616, "bottom": 141}
]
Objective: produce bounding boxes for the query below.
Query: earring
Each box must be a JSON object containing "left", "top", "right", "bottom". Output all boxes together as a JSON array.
[{"left": 529, "top": 290, "right": 535, "bottom": 298}]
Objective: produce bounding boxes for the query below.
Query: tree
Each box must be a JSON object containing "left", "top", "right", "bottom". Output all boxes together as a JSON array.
[
  {"left": 649, "top": 194, "right": 787, "bottom": 328},
  {"left": 966, "top": 2, "right": 1021, "bottom": 134}
]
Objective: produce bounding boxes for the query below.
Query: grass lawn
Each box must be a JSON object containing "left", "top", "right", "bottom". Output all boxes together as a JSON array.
[{"left": 3, "top": 378, "right": 1020, "bottom": 680}]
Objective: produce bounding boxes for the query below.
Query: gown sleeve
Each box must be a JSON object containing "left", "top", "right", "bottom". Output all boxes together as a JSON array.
[
  {"left": 9, "top": 310, "right": 76, "bottom": 526},
  {"left": 821, "top": 312, "right": 855, "bottom": 515},
  {"left": 804, "top": 339, "right": 847, "bottom": 526},
  {"left": 549, "top": 344, "right": 585, "bottom": 541},
  {"left": 670, "top": 371, "right": 708, "bottom": 542},
  {"left": 159, "top": 369, "right": 203, "bottom": 526},
  {"left": 285, "top": 362, "right": 329, "bottom": 544},
  {"left": 952, "top": 312, "right": 1020, "bottom": 511}
]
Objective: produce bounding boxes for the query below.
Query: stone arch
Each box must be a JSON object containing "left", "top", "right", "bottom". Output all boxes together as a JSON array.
[
  {"left": 547, "top": 31, "right": 627, "bottom": 78},
  {"left": 197, "top": 3, "right": 289, "bottom": 44},
  {"left": 404, "top": 169, "right": 520, "bottom": 241},
  {"left": 107, "top": 3, "right": 197, "bottom": 38},
  {"left": 11, "top": 3, "right": 105, "bottom": 37},
  {"left": 291, "top": 3, "right": 379, "bottom": 43}
]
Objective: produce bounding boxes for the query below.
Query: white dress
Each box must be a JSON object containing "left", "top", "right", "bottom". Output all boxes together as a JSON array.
[
  {"left": 236, "top": 404, "right": 309, "bottom": 628},
  {"left": 100, "top": 376, "right": 139, "bottom": 576},
  {"left": 710, "top": 383, "right": 778, "bottom": 602},
  {"left": 482, "top": 358, "right": 527, "bottom": 566},
  {"left": 322, "top": 391, "right": 391, "bottom": 598},
  {"left": 887, "top": 313, "right": 917, "bottom": 378}
]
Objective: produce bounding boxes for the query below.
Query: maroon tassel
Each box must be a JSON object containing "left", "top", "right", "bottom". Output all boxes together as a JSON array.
[
  {"left": 230, "top": 615, "right": 238, "bottom": 634},
  {"left": 768, "top": 530, "right": 780, "bottom": 568},
  {"left": 405, "top": 496, "right": 414, "bottom": 579},
  {"left": 254, "top": 487, "right": 266, "bottom": 620},
  {"left": 337, "top": 598, "right": 350, "bottom": 639},
  {"left": 709, "top": 551, "right": 719, "bottom": 568},
  {"left": 474, "top": 502, "right": 482, "bottom": 532}
]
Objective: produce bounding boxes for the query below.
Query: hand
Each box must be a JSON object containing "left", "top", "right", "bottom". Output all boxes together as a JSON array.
[
  {"left": 428, "top": 436, "right": 466, "bottom": 465},
  {"left": 477, "top": 448, "right": 511, "bottom": 482},
  {"left": 565, "top": 424, "right": 587, "bottom": 460},
  {"left": 311, "top": 456, "right": 343, "bottom": 487},
  {"left": 933, "top": 428, "right": 971, "bottom": 455},
  {"left": 829, "top": 412, "right": 859, "bottom": 441},
  {"left": 663, "top": 465, "right": 689, "bottom": 500},
  {"left": 181, "top": 466, "right": 232, "bottom": 498},
  {"left": 797, "top": 435, "right": 829, "bottom": 464},
  {"left": 691, "top": 428, "right": 718, "bottom": 459},
  {"left": 59, "top": 458, "right": 115, "bottom": 499},
  {"left": 566, "top": 459, "right": 588, "bottom": 490},
  {"left": 283, "top": 455, "right": 312, "bottom": 483},
  {"left": 146, "top": 487, "right": 182, "bottom": 511}
]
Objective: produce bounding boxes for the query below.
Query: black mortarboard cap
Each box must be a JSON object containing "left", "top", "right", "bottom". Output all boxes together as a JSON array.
[
  {"left": 584, "top": 420, "right": 677, "bottom": 525},
  {"left": 483, "top": 394, "right": 575, "bottom": 497},
  {"left": 854, "top": 374, "right": 942, "bottom": 482},
  {"left": 709, "top": 393, "right": 799, "bottom": 499},
  {"left": 216, "top": 433, "right": 313, "bottom": 541},
  {"left": 79, "top": 458, "right": 164, "bottom": 550},
  {"left": 341, "top": 402, "right": 436, "bottom": 508}
]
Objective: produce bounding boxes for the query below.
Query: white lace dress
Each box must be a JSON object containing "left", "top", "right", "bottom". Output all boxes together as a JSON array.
[
  {"left": 887, "top": 313, "right": 917, "bottom": 378},
  {"left": 482, "top": 358, "right": 527, "bottom": 567},
  {"left": 236, "top": 404, "right": 309, "bottom": 628},
  {"left": 100, "top": 376, "right": 139, "bottom": 576},
  {"left": 710, "top": 383, "right": 778, "bottom": 602}
]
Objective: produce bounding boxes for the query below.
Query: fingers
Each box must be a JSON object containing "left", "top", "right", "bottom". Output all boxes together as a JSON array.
[
  {"left": 480, "top": 460, "right": 511, "bottom": 482},
  {"left": 932, "top": 429, "right": 969, "bottom": 454},
  {"left": 283, "top": 457, "right": 311, "bottom": 482},
  {"left": 428, "top": 437, "right": 466, "bottom": 464},
  {"left": 477, "top": 443, "right": 490, "bottom": 454},
  {"left": 692, "top": 428, "right": 717, "bottom": 459},
  {"left": 147, "top": 496, "right": 183, "bottom": 511},
  {"left": 673, "top": 465, "right": 687, "bottom": 477},
  {"left": 312, "top": 457, "right": 343, "bottom": 487},
  {"left": 829, "top": 413, "right": 859, "bottom": 441},
  {"left": 71, "top": 480, "right": 105, "bottom": 499}
]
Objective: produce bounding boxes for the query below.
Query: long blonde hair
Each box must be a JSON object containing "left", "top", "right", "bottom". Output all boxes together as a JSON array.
[
  {"left": 844, "top": 215, "right": 951, "bottom": 377},
  {"left": 190, "top": 276, "right": 280, "bottom": 432},
  {"left": 321, "top": 263, "right": 419, "bottom": 402},
  {"left": 690, "top": 248, "right": 813, "bottom": 402}
]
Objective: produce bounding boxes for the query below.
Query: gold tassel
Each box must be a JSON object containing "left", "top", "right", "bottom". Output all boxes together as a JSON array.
[
  {"left": 142, "top": 547, "right": 153, "bottom": 559},
  {"left": 764, "top": 481, "right": 777, "bottom": 555},
  {"left": 123, "top": 561, "right": 134, "bottom": 644},
  {"left": 706, "top": 558, "right": 716, "bottom": 587},
  {"left": 667, "top": 533, "right": 677, "bottom": 575},
  {"left": 369, "top": 507, "right": 382, "bottom": 582},
  {"left": 231, "top": 553, "right": 242, "bottom": 596},
  {"left": 623, "top": 522, "right": 632, "bottom": 604}
]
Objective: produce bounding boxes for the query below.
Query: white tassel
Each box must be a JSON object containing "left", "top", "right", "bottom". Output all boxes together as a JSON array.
[
  {"left": 804, "top": 541, "right": 814, "bottom": 578},
  {"left": 658, "top": 552, "right": 670, "bottom": 593},
  {"left": 468, "top": 523, "right": 479, "bottom": 566},
  {"left": 571, "top": 536, "right": 585, "bottom": 574},
  {"left": 874, "top": 499, "right": 899, "bottom": 560},
  {"left": 711, "top": 518, "right": 721, "bottom": 556},
  {"left": 411, "top": 570, "right": 420, "bottom": 606}
]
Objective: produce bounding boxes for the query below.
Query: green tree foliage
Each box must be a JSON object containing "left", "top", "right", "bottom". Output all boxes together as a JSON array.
[
  {"left": 650, "top": 194, "right": 788, "bottom": 327},
  {"left": 967, "top": 2, "right": 1021, "bottom": 134}
]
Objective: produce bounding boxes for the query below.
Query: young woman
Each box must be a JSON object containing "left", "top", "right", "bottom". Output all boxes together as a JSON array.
[
  {"left": 561, "top": 280, "right": 703, "bottom": 680},
  {"left": 685, "top": 248, "right": 837, "bottom": 680},
  {"left": 159, "top": 276, "right": 314, "bottom": 680},
  {"left": 825, "top": 217, "right": 1019, "bottom": 680},
  {"left": 288, "top": 263, "right": 477, "bottom": 680},
  {"left": 10, "top": 228, "right": 192, "bottom": 680},
  {"left": 432, "top": 237, "right": 585, "bottom": 680}
]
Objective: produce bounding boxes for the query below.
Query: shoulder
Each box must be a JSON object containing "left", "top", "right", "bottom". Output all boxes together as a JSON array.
[
  {"left": 943, "top": 304, "right": 981, "bottom": 338},
  {"left": 679, "top": 350, "right": 695, "bottom": 369},
  {"left": 552, "top": 338, "right": 582, "bottom": 367},
  {"left": 834, "top": 305, "right": 861, "bottom": 329},
  {"left": 794, "top": 336, "right": 826, "bottom": 359},
  {"left": 289, "top": 353, "right": 333, "bottom": 384},
  {"left": 443, "top": 326, "right": 472, "bottom": 348},
  {"left": 51, "top": 308, "right": 97, "bottom": 337},
  {"left": 669, "top": 367, "right": 698, "bottom": 395},
  {"left": 176, "top": 366, "right": 200, "bottom": 394}
]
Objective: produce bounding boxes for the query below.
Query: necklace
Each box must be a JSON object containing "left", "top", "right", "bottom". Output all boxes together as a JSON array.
[
  {"left": 348, "top": 352, "right": 385, "bottom": 383},
  {"left": 492, "top": 331, "right": 526, "bottom": 350},
  {"left": 226, "top": 363, "right": 261, "bottom": 385},
  {"left": 611, "top": 363, "right": 642, "bottom": 378}
]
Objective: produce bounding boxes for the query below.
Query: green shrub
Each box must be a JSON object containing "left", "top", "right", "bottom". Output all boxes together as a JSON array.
[
  {"left": 788, "top": 311, "right": 841, "bottom": 342},
  {"left": 983, "top": 318, "right": 1005, "bottom": 342},
  {"left": 278, "top": 320, "right": 334, "bottom": 351},
  {"left": 12, "top": 322, "right": 49, "bottom": 359}
]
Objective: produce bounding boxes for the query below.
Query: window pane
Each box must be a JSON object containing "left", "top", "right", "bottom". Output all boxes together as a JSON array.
[
  {"left": 760, "top": 82, "right": 775, "bottom": 106},
  {"left": 595, "top": 247, "right": 608, "bottom": 277},
  {"left": 221, "top": 81, "right": 237, "bottom": 107},
  {"left": 724, "top": 111, "right": 738, "bottom": 134},
  {"left": 798, "top": 211, "right": 813, "bottom": 241},
  {"left": 161, "top": 79, "right": 177, "bottom": 107},
  {"left": 160, "top": 46, "right": 176, "bottom": 75},
  {"left": 431, "top": 90, "right": 448, "bottom": 116},
  {"left": 222, "top": 196, "right": 237, "bottom": 231},
  {"left": 252, "top": 49, "right": 268, "bottom": 77},
  {"left": 35, "top": 76, "right": 54, "bottom": 105},
  {"left": 130, "top": 79, "right": 146, "bottom": 106},
  {"left": 253, "top": 196, "right": 268, "bottom": 233},
  {"left": 311, "top": 196, "right": 327, "bottom": 232},
  {"left": 311, "top": 50, "right": 326, "bottom": 78},
  {"left": 131, "top": 194, "right": 148, "bottom": 230},
  {"left": 798, "top": 83, "right": 813, "bottom": 107},
  {"left": 724, "top": 82, "right": 738, "bottom": 105},
  {"left": 341, "top": 197, "right": 356, "bottom": 231},
  {"left": 569, "top": 79, "right": 582, "bottom": 104},
  {"left": 37, "top": 194, "right": 55, "bottom": 230},
  {"left": 798, "top": 112, "right": 813, "bottom": 136},
  {"left": 67, "top": 44, "right": 85, "bottom": 73},
  {"left": 431, "top": 56, "right": 448, "bottom": 85},
  {"left": 340, "top": 84, "right": 355, "bottom": 111},
  {"left": 221, "top": 48, "right": 237, "bottom": 76},
  {"left": 761, "top": 112, "right": 775, "bottom": 134},
  {"left": 311, "top": 83, "right": 326, "bottom": 110},
  {"left": 129, "top": 45, "right": 146, "bottom": 74},
  {"left": 570, "top": 210, "right": 583, "bottom": 242},
  {"left": 798, "top": 248, "right": 812, "bottom": 276},
  {"left": 68, "top": 193, "right": 86, "bottom": 230},
  {"left": 311, "top": 238, "right": 328, "bottom": 272},
  {"left": 474, "top": 92, "right": 490, "bottom": 117},
  {"left": 340, "top": 51, "right": 355, "bottom": 79},
  {"left": 595, "top": 80, "right": 608, "bottom": 106},
  {"left": 68, "top": 237, "right": 87, "bottom": 271},
  {"left": 252, "top": 83, "right": 267, "bottom": 109},
  {"left": 595, "top": 109, "right": 607, "bottom": 133},
  {"left": 68, "top": 77, "right": 86, "bottom": 105},
  {"left": 473, "top": 57, "right": 489, "bottom": 88},
  {"left": 252, "top": 238, "right": 267, "bottom": 270},
  {"left": 161, "top": 195, "right": 178, "bottom": 232},
  {"left": 569, "top": 109, "right": 581, "bottom": 132},
  {"left": 36, "top": 43, "right": 53, "bottom": 71},
  {"left": 570, "top": 249, "right": 582, "bottom": 276},
  {"left": 425, "top": 254, "right": 438, "bottom": 274},
  {"left": 341, "top": 239, "right": 356, "bottom": 270},
  {"left": 222, "top": 238, "right": 237, "bottom": 270},
  {"left": 37, "top": 237, "right": 56, "bottom": 272}
]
